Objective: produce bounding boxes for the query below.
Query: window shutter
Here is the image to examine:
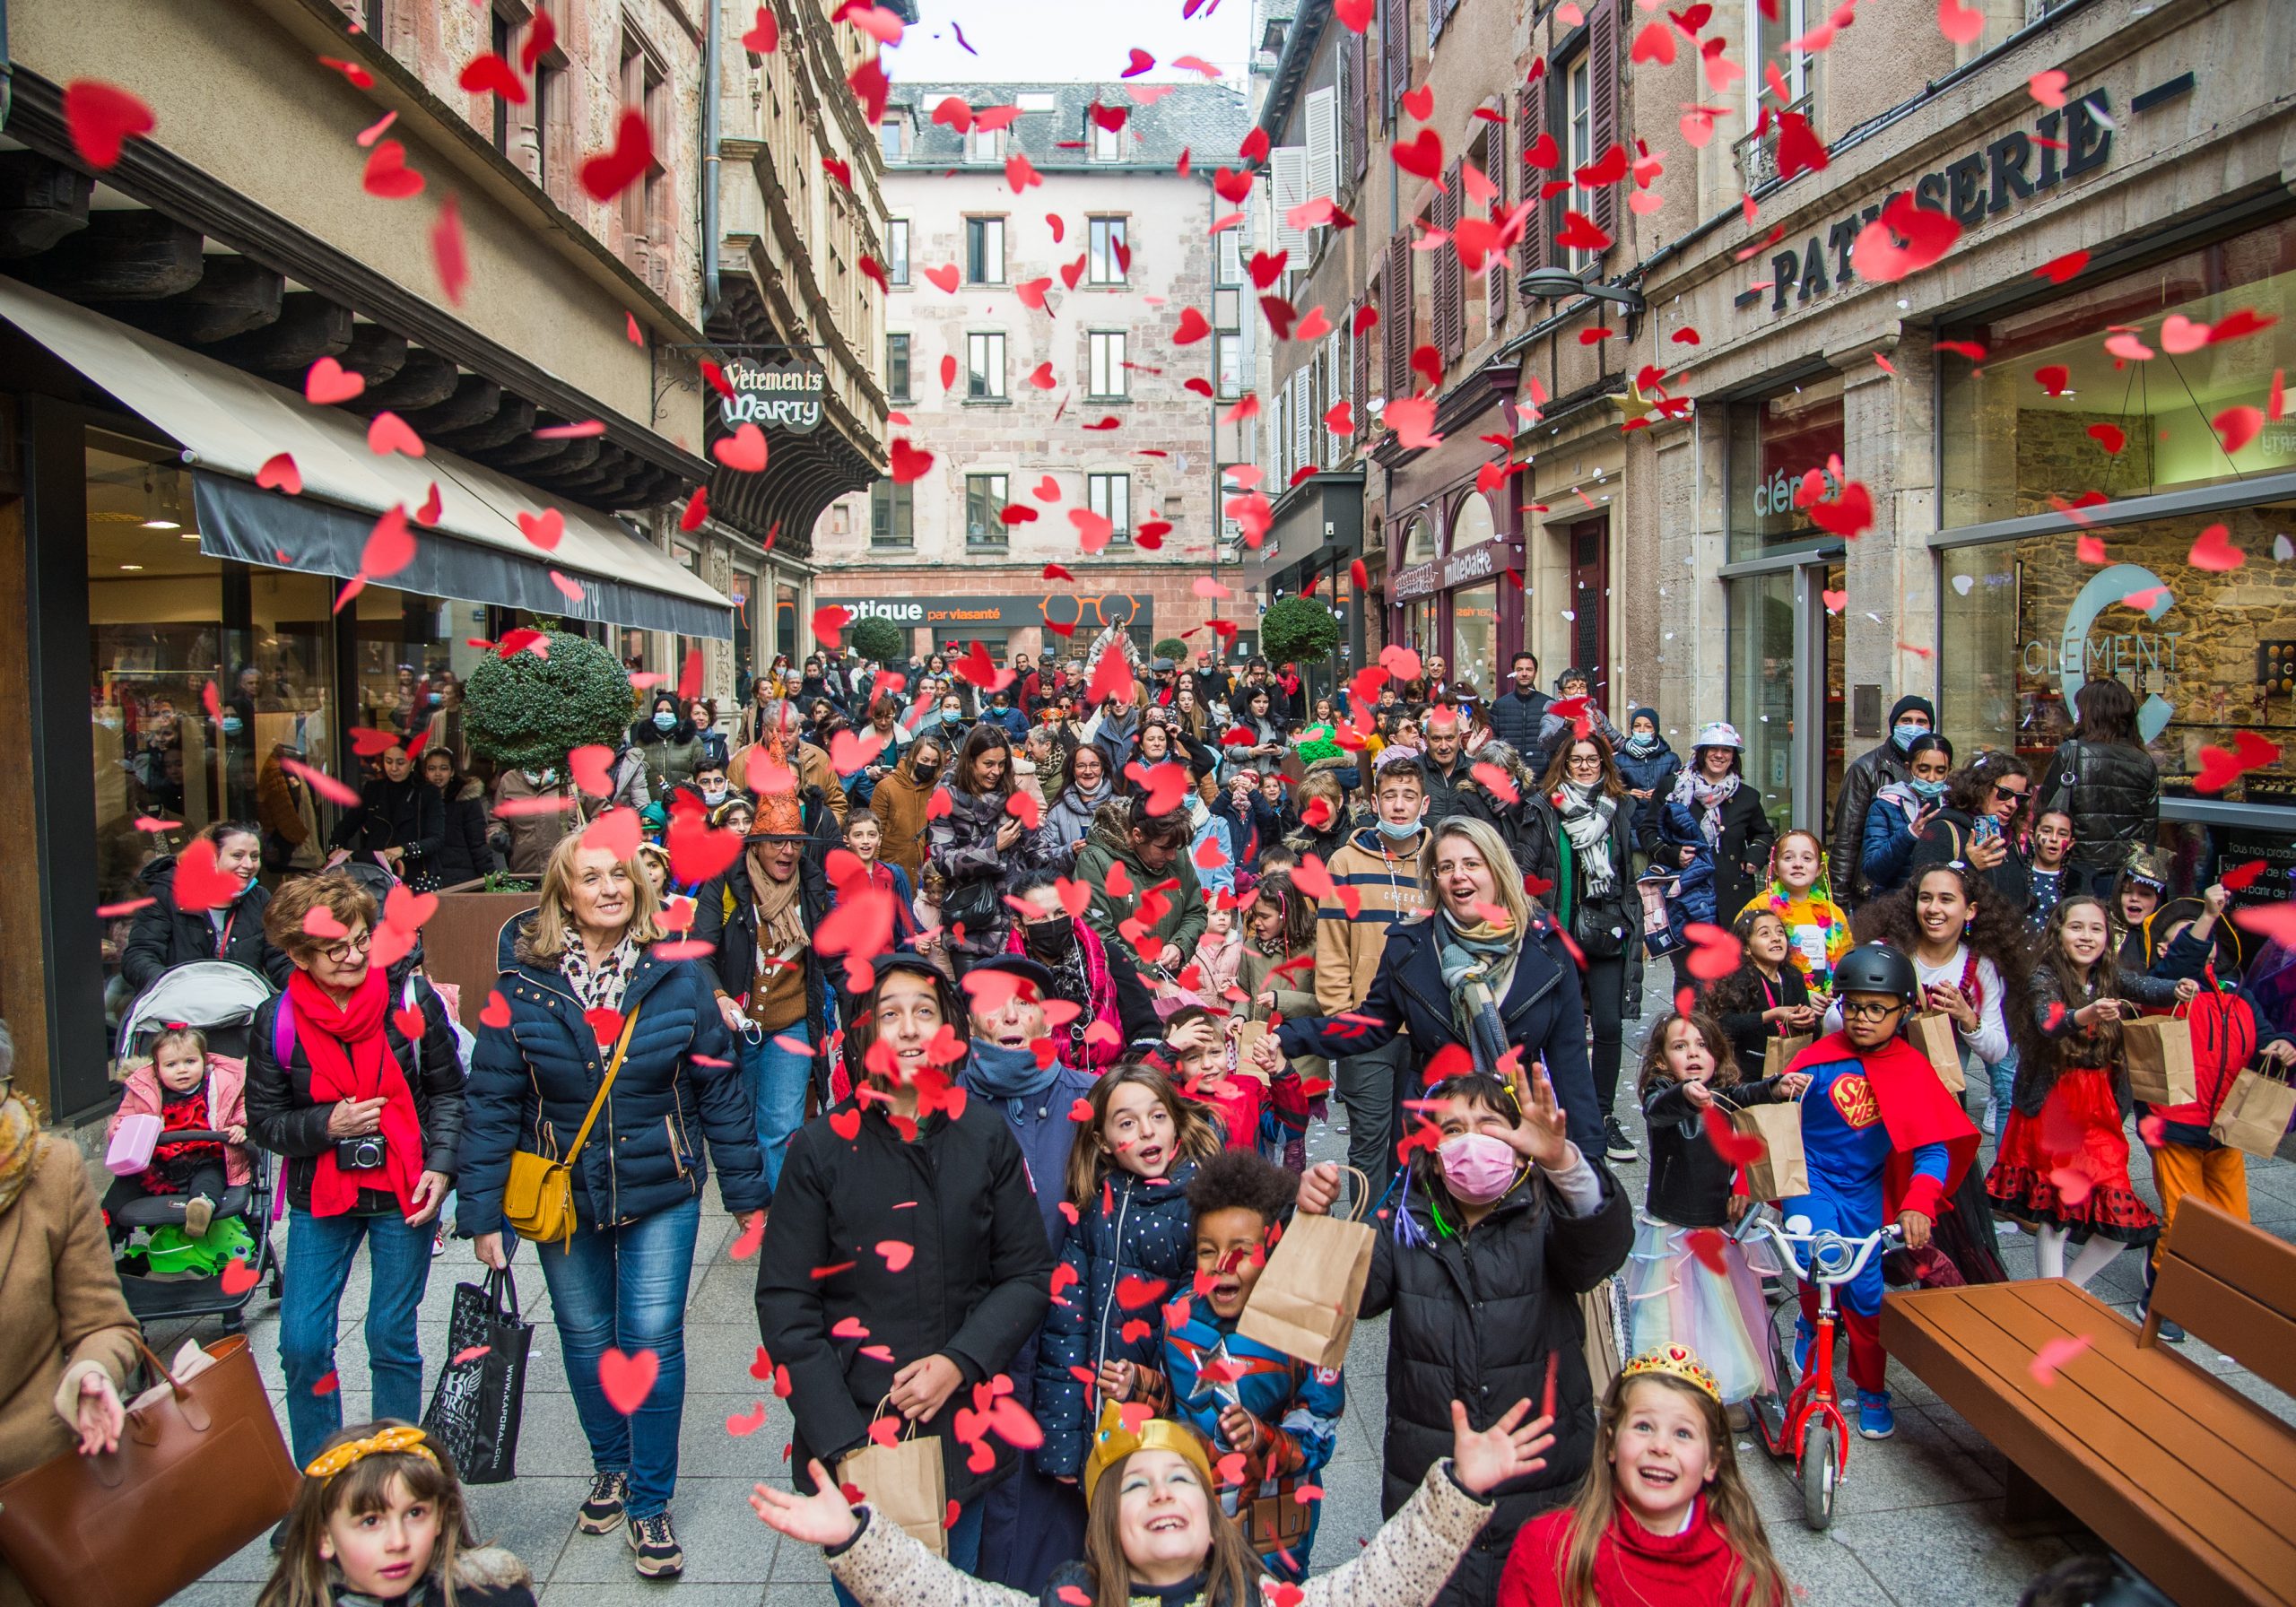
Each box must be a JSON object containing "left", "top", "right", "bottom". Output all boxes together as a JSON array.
[
  {"left": 1487, "top": 95, "right": 1509, "bottom": 326},
  {"left": 1292, "top": 368, "right": 1314, "bottom": 475},
  {"left": 1381, "top": 0, "right": 1408, "bottom": 126},
  {"left": 1271, "top": 146, "right": 1310, "bottom": 260},
  {"left": 1434, "top": 161, "right": 1464, "bottom": 366},
  {"left": 1305, "top": 88, "right": 1339, "bottom": 208},
  {"left": 1272, "top": 387, "right": 1288, "bottom": 485},
  {"left": 1352, "top": 297, "right": 1371, "bottom": 438},
  {"left": 1343, "top": 30, "right": 1369, "bottom": 182},
  {"left": 1382, "top": 231, "right": 1410, "bottom": 400},
  {"left": 1588, "top": 0, "right": 1620, "bottom": 242},
  {"left": 1518, "top": 76, "right": 1547, "bottom": 299}
]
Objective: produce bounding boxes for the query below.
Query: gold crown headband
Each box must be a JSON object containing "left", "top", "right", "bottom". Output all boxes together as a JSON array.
[
  {"left": 303, "top": 1424, "right": 439, "bottom": 1480},
  {"left": 1082, "top": 1400, "right": 1216, "bottom": 1507},
  {"left": 1620, "top": 1344, "right": 1722, "bottom": 1403}
]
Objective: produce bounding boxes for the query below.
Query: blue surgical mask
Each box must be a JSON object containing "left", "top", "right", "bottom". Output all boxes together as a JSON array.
[
  {"left": 219, "top": 715, "right": 244, "bottom": 736},
  {"left": 1892, "top": 721, "right": 1928, "bottom": 753},
  {"left": 1375, "top": 813, "right": 1422, "bottom": 842},
  {"left": 1909, "top": 777, "right": 1948, "bottom": 801},
  {"left": 654, "top": 710, "right": 676, "bottom": 732}
]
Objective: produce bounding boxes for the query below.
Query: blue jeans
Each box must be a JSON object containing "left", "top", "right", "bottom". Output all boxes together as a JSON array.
[
  {"left": 279, "top": 1207, "right": 436, "bottom": 1465},
  {"left": 740, "top": 1020, "right": 813, "bottom": 1197},
  {"left": 1987, "top": 1047, "right": 2020, "bottom": 1115},
  {"left": 532, "top": 1195, "right": 701, "bottom": 1518},
  {"left": 833, "top": 1500, "right": 983, "bottom": 1604}
]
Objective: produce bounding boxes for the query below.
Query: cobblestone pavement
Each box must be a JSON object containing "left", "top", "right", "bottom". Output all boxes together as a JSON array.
[{"left": 177, "top": 960, "right": 2295, "bottom": 1603}]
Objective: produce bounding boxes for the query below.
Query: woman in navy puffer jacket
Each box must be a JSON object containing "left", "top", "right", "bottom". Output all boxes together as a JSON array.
[
  {"left": 1612, "top": 707, "right": 1681, "bottom": 857},
  {"left": 1033, "top": 1066, "right": 1219, "bottom": 1479},
  {"left": 458, "top": 825, "right": 765, "bottom": 1581}
]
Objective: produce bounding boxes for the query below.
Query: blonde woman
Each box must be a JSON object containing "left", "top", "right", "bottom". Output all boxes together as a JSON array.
[{"left": 459, "top": 823, "right": 765, "bottom": 1580}]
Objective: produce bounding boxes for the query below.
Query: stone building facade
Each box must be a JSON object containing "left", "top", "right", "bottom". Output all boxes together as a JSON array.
[{"left": 811, "top": 82, "right": 1252, "bottom": 665}]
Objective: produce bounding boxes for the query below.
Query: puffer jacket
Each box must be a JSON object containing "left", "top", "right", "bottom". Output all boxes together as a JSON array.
[
  {"left": 1489, "top": 687, "right": 1552, "bottom": 753},
  {"left": 457, "top": 930, "right": 765, "bottom": 1237},
  {"left": 1613, "top": 715, "right": 1682, "bottom": 854},
  {"left": 244, "top": 966, "right": 465, "bottom": 1215},
  {"left": 1665, "top": 782, "right": 1773, "bottom": 930},
  {"left": 1075, "top": 809, "right": 1208, "bottom": 968},
  {"left": 2037, "top": 737, "right": 2159, "bottom": 880},
  {"left": 1446, "top": 742, "right": 1548, "bottom": 891},
  {"left": 2145, "top": 932, "right": 2295, "bottom": 1147},
  {"left": 120, "top": 860, "right": 290, "bottom": 993},
  {"left": 1035, "top": 1162, "right": 1202, "bottom": 1476},
  {"left": 1858, "top": 785, "right": 1926, "bottom": 898},
  {"left": 631, "top": 721, "right": 706, "bottom": 798},
  {"left": 432, "top": 778, "right": 492, "bottom": 887},
  {"left": 1829, "top": 699, "right": 1929, "bottom": 901},
  {"left": 1363, "top": 1163, "right": 1632, "bottom": 1606}
]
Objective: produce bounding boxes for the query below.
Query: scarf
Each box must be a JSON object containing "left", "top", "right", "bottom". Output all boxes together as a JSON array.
[
  {"left": 1667, "top": 768, "right": 1739, "bottom": 849},
  {"left": 559, "top": 934, "right": 639, "bottom": 1012},
  {"left": 1437, "top": 912, "right": 1519, "bottom": 1081},
  {"left": 748, "top": 853, "right": 810, "bottom": 956},
  {"left": 1009, "top": 920, "right": 1123, "bottom": 1068},
  {"left": 963, "top": 1040, "right": 1063, "bottom": 1107},
  {"left": 290, "top": 969, "right": 424, "bottom": 1217},
  {"left": 1553, "top": 780, "right": 1620, "bottom": 899},
  {"left": 1761, "top": 876, "right": 1851, "bottom": 990},
  {"left": 0, "top": 1090, "right": 44, "bottom": 1216}
]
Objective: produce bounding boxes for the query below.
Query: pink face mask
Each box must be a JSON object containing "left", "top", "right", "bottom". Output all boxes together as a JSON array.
[{"left": 1438, "top": 1133, "right": 1520, "bottom": 1204}]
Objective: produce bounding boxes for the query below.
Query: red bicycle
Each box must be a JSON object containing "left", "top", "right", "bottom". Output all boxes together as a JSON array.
[{"left": 1738, "top": 1213, "right": 1903, "bottom": 1531}]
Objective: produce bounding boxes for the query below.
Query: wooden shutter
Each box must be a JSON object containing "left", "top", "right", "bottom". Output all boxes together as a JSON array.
[
  {"left": 1352, "top": 294, "right": 1372, "bottom": 438},
  {"left": 1383, "top": 231, "right": 1410, "bottom": 399},
  {"left": 1487, "top": 95, "right": 1509, "bottom": 326},
  {"left": 1343, "top": 29, "right": 1369, "bottom": 183},
  {"left": 1588, "top": 0, "right": 1619, "bottom": 242},
  {"left": 1381, "top": 0, "right": 1409, "bottom": 126},
  {"left": 1518, "top": 72, "right": 1547, "bottom": 300},
  {"left": 1434, "top": 161, "right": 1464, "bottom": 367},
  {"left": 1271, "top": 146, "right": 1309, "bottom": 259},
  {"left": 1292, "top": 368, "right": 1314, "bottom": 473},
  {"left": 1305, "top": 88, "right": 1339, "bottom": 206}
]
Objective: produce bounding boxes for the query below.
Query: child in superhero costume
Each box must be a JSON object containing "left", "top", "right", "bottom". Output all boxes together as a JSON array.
[{"left": 1780, "top": 942, "right": 1981, "bottom": 1441}]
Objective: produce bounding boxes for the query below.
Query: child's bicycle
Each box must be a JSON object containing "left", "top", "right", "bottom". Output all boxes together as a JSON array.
[{"left": 1735, "top": 1211, "right": 1904, "bottom": 1532}]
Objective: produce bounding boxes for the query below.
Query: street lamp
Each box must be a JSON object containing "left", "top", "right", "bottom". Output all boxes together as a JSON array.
[{"left": 1518, "top": 266, "right": 1647, "bottom": 313}]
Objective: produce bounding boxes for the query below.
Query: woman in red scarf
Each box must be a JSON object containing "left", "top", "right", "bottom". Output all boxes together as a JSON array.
[{"left": 247, "top": 873, "right": 465, "bottom": 1469}]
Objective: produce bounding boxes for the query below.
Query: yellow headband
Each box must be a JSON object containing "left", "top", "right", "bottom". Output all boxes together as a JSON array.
[
  {"left": 1083, "top": 1400, "right": 1216, "bottom": 1507},
  {"left": 1620, "top": 1344, "right": 1722, "bottom": 1404},
  {"left": 303, "top": 1424, "right": 439, "bottom": 1481}
]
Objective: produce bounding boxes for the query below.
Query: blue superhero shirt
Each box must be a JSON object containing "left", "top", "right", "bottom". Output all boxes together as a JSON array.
[{"left": 1783, "top": 1051, "right": 1947, "bottom": 1318}]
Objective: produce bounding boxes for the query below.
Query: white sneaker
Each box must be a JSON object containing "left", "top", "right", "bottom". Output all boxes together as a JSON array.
[{"left": 1982, "top": 1097, "right": 1998, "bottom": 1136}]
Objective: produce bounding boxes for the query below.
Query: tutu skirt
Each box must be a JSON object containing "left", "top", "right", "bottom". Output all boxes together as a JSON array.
[
  {"left": 1622, "top": 1216, "right": 1777, "bottom": 1403},
  {"left": 1985, "top": 1065, "right": 2159, "bottom": 1247}
]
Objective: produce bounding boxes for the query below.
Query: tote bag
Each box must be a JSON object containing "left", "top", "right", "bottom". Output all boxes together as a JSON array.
[{"left": 422, "top": 1267, "right": 535, "bottom": 1483}]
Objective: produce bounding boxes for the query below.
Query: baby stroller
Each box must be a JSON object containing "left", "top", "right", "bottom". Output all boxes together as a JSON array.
[{"left": 107, "top": 960, "right": 283, "bottom": 1331}]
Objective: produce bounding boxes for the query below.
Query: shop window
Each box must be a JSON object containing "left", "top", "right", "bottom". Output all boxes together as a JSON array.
[
  {"left": 1727, "top": 571, "right": 1798, "bottom": 835},
  {"left": 886, "top": 332, "right": 911, "bottom": 400},
  {"left": 1939, "top": 218, "right": 2296, "bottom": 529},
  {"left": 1089, "top": 473, "right": 1131, "bottom": 544},
  {"left": 886, "top": 219, "right": 909, "bottom": 285},
  {"left": 870, "top": 478, "right": 913, "bottom": 548},
  {"left": 776, "top": 582, "right": 801, "bottom": 663},
  {"left": 1089, "top": 331, "right": 1128, "bottom": 398},
  {"left": 968, "top": 331, "right": 1007, "bottom": 398},
  {"left": 1454, "top": 584, "right": 1499, "bottom": 699},
  {"left": 1937, "top": 498, "right": 2296, "bottom": 814},
  {"left": 1726, "top": 371, "right": 1846, "bottom": 560},
  {"left": 1089, "top": 217, "right": 1129, "bottom": 284},
  {"left": 966, "top": 217, "right": 1004, "bottom": 283},
  {"left": 966, "top": 473, "right": 1010, "bottom": 550},
  {"left": 1401, "top": 514, "right": 1438, "bottom": 566}
]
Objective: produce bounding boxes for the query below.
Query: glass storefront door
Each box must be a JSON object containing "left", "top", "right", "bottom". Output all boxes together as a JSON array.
[
  {"left": 1453, "top": 583, "right": 1500, "bottom": 698},
  {"left": 1727, "top": 560, "right": 1839, "bottom": 837}
]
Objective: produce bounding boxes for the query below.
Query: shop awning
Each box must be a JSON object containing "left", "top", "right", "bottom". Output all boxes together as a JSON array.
[{"left": 0, "top": 275, "right": 733, "bottom": 638}]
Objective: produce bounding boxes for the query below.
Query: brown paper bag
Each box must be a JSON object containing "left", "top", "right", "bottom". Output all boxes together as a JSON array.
[
  {"left": 1231, "top": 1021, "right": 1272, "bottom": 1086},
  {"left": 1734, "top": 1099, "right": 1809, "bottom": 1202},
  {"left": 1762, "top": 1033, "right": 1813, "bottom": 1080},
  {"left": 1580, "top": 1280, "right": 1622, "bottom": 1398},
  {"left": 2123, "top": 1016, "right": 2197, "bottom": 1108},
  {"left": 2209, "top": 1065, "right": 2296, "bottom": 1159},
  {"left": 840, "top": 1403, "right": 947, "bottom": 1558},
  {"left": 1239, "top": 1167, "right": 1375, "bottom": 1368},
  {"left": 1909, "top": 1012, "right": 1965, "bottom": 1093}
]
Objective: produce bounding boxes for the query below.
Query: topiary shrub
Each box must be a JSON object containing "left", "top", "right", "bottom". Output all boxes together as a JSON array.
[
  {"left": 1260, "top": 596, "right": 1340, "bottom": 666},
  {"left": 1152, "top": 636, "right": 1188, "bottom": 662},
  {"left": 463, "top": 630, "right": 636, "bottom": 772},
  {"left": 850, "top": 615, "right": 906, "bottom": 665}
]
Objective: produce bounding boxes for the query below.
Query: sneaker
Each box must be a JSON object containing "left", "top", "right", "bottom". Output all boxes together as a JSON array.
[
  {"left": 1603, "top": 1115, "right": 1639, "bottom": 1164},
  {"left": 1981, "top": 1098, "right": 1998, "bottom": 1136},
  {"left": 628, "top": 1512, "right": 683, "bottom": 1577},
  {"left": 1856, "top": 1389, "right": 1895, "bottom": 1440},
  {"left": 2157, "top": 1316, "right": 2186, "bottom": 1343},
  {"left": 577, "top": 1470, "right": 629, "bottom": 1535},
  {"left": 431, "top": 1229, "right": 446, "bottom": 1259},
  {"left": 1792, "top": 1318, "right": 1814, "bottom": 1378},
  {"left": 183, "top": 1195, "right": 213, "bottom": 1239}
]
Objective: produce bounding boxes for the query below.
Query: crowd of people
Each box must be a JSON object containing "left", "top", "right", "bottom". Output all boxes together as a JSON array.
[{"left": 14, "top": 635, "right": 2294, "bottom": 1607}]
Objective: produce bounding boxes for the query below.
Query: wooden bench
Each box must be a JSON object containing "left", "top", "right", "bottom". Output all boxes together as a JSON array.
[{"left": 1883, "top": 1200, "right": 2296, "bottom": 1607}]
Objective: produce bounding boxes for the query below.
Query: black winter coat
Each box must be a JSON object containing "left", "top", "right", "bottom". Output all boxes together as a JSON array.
[
  {"left": 1362, "top": 1166, "right": 1632, "bottom": 1607},
  {"left": 1641, "top": 1074, "right": 1791, "bottom": 1229},
  {"left": 1034, "top": 1164, "right": 1200, "bottom": 1475},
  {"left": 1277, "top": 910, "right": 1608, "bottom": 1156},
  {"left": 1829, "top": 741, "right": 1909, "bottom": 903},
  {"left": 244, "top": 966, "right": 466, "bottom": 1215},
  {"left": 431, "top": 781, "right": 492, "bottom": 887},
  {"left": 2038, "top": 738, "right": 2159, "bottom": 880},
  {"left": 1613, "top": 743, "right": 1683, "bottom": 854},
  {"left": 756, "top": 1100, "right": 1054, "bottom": 1507},
  {"left": 121, "top": 860, "right": 291, "bottom": 993},
  {"left": 331, "top": 774, "right": 446, "bottom": 864},
  {"left": 457, "top": 936, "right": 765, "bottom": 1237},
  {"left": 1488, "top": 688, "right": 1552, "bottom": 755},
  {"left": 1524, "top": 792, "right": 1647, "bottom": 1021},
  {"left": 1681, "top": 786, "right": 1775, "bottom": 934}
]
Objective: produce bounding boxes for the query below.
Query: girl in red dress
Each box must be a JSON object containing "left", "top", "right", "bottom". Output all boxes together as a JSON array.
[{"left": 1987, "top": 895, "right": 2196, "bottom": 1287}]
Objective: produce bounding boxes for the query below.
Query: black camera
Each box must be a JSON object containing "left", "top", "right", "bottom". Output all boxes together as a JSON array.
[{"left": 335, "top": 1134, "right": 388, "bottom": 1172}]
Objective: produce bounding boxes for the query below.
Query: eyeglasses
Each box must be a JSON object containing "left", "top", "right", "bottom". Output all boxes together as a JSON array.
[
  {"left": 1839, "top": 998, "right": 1902, "bottom": 1022},
  {"left": 1567, "top": 753, "right": 1603, "bottom": 769},
  {"left": 320, "top": 930, "right": 372, "bottom": 964}
]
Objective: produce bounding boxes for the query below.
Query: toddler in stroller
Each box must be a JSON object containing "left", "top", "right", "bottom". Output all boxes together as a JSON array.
[{"left": 105, "top": 1025, "right": 258, "bottom": 1276}]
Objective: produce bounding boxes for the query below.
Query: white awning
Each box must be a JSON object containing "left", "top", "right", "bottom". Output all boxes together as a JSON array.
[{"left": 0, "top": 274, "right": 731, "bottom": 638}]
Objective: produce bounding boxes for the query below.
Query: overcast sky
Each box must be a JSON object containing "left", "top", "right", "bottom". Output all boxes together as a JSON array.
[{"left": 891, "top": 0, "right": 1255, "bottom": 87}]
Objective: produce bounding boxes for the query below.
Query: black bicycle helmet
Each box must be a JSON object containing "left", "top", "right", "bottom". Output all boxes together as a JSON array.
[{"left": 1831, "top": 942, "right": 1918, "bottom": 1002}]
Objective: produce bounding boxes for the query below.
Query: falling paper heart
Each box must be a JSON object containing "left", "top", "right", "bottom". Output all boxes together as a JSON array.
[
  {"left": 598, "top": 1347, "right": 660, "bottom": 1416},
  {"left": 517, "top": 508, "right": 564, "bottom": 552}
]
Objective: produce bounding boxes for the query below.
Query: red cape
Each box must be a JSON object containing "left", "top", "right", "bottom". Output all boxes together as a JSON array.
[{"left": 1787, "top": 1029, "right": 1981, "bottom": 1220}]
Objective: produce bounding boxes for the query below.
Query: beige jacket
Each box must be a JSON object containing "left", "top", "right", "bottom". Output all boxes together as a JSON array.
[
  {"left": 1314, "top": 824, "right": 1432, "bottom": 1013},
  {"left": 729, "top": 740, "right": 849, "bottom": 827},
  {"left": 0, "top": 1143, "right": 141, "bottom": 1607}
]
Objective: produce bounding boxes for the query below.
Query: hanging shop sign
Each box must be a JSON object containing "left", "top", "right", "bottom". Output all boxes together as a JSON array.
[{"left": 721, "top": 353, "right": 826, "bottom": 434}]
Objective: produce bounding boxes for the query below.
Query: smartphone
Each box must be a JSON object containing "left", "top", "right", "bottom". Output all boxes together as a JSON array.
[{"left": 1973, "top": 813, "right": 2000, "bottom": 842}]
